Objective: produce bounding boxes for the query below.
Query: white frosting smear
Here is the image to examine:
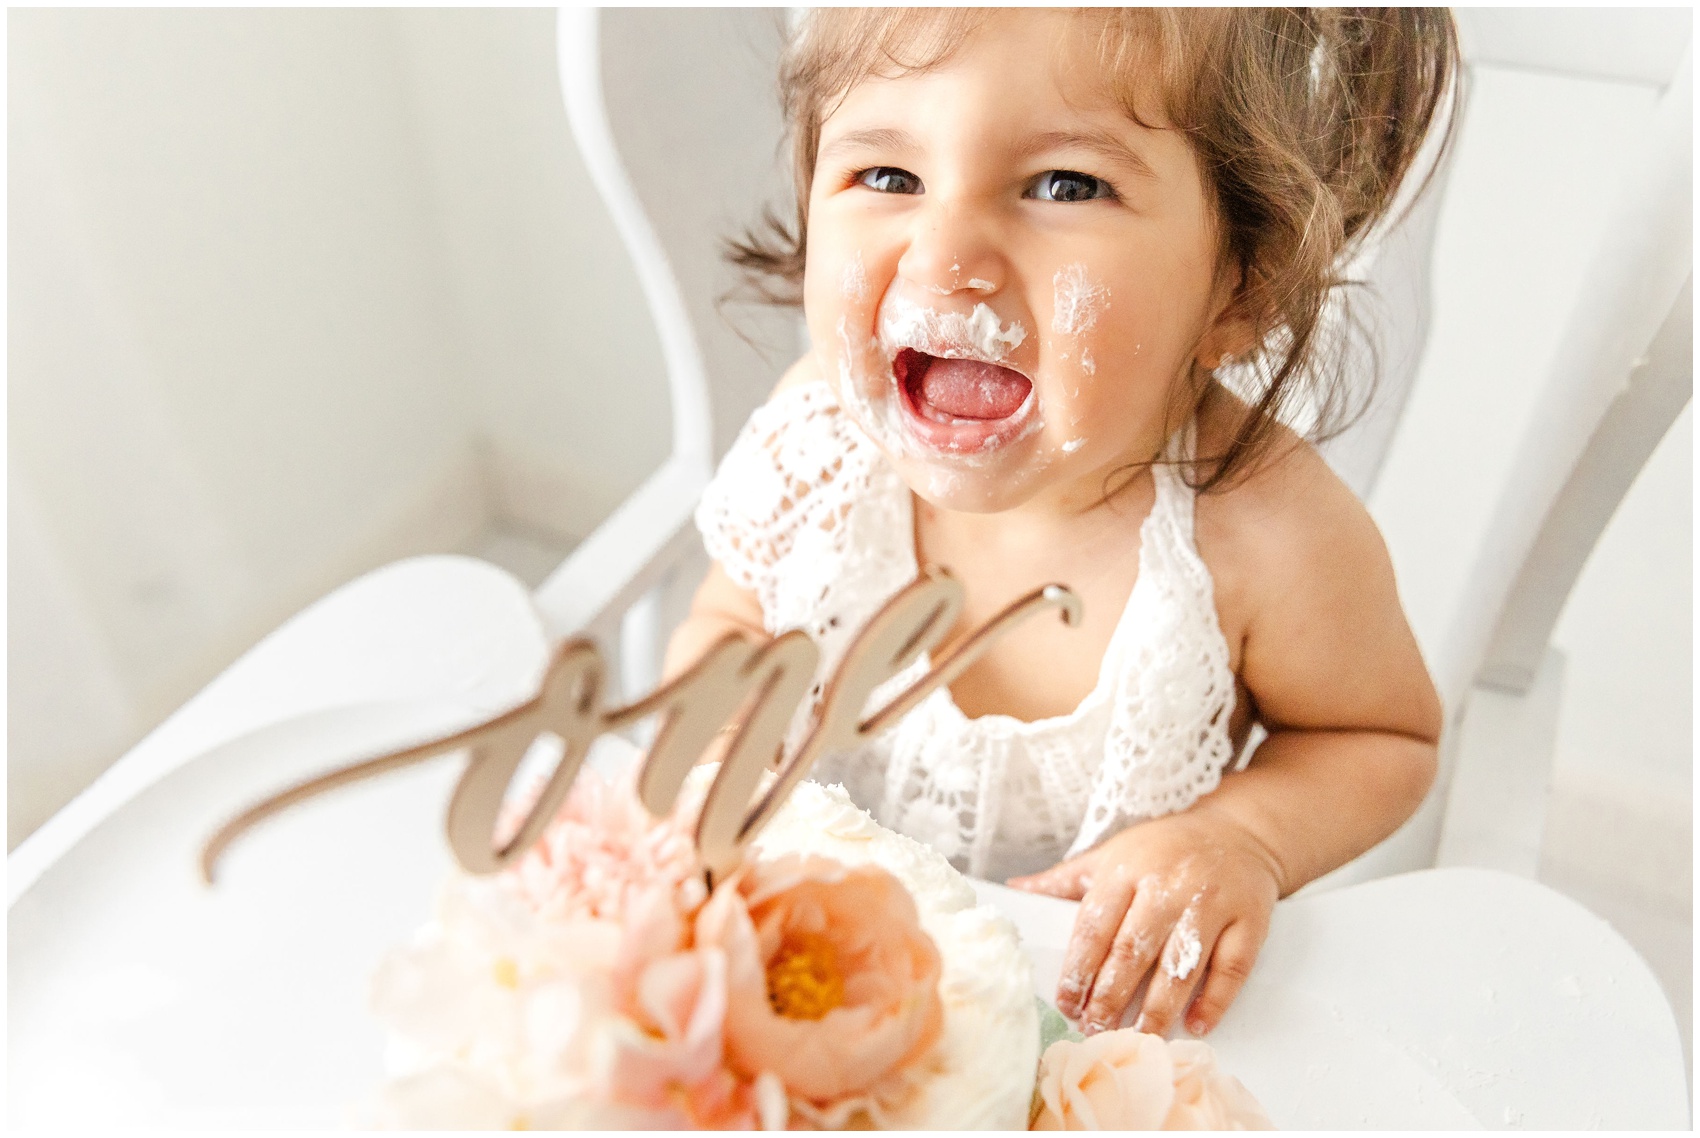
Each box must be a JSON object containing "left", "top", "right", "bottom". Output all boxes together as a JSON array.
[
  {"left": 1052, "top": 263, "right": 1111, "bottom": 336},
  {"left": 879, "top": 294, "right": 1026, "bottom": 361},
  {"left": 841, "top": 253, "right": 868, "bottom": 302},
  {"left": 1166, "top": 916, "right": 1203, "bottom": 982},
  {"left": 836, "top": 299, "right": 1044, "bottom": 472}
]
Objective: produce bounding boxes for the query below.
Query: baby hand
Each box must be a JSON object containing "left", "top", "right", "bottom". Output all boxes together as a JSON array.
[{"left": 1007, "top": 809, "right": 1282, "bottom": 1038}]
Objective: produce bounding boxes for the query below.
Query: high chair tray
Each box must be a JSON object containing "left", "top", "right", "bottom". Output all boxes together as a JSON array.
[{"left": 978, "top": 873, "right": 1687, "bottom": 1129}]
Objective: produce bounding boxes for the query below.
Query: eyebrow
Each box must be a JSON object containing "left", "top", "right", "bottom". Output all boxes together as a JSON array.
[
  {"left": 1017, "top": 128, "right": 1159, "bottom": 181},
  {"left": 817, "top": 127, "right": 918, "bottom": 163}
]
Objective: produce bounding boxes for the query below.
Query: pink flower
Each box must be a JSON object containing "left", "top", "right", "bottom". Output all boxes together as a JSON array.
[
  {"left": 1031, "top": 1031, "right": 1272, "bottom": 1130},
  {"left": 504, "top": 767, "right": 706, "bottom": 930},
  {"left": 696, "top": 854, "right": 945, "bottom": 1108},
  {"left": 604, "top": 947, "right": 728, "bottom": 1100},
  {"left": 482, "top": 770, "right": 796, "bottom": 1127}
]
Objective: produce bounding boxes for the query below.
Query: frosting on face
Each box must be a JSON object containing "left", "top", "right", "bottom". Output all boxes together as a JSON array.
[
  {"left": 1051, "top": 263, "right": 1111, "bottom": 337},
  {"left": 818, "top": 253, "right": 1133, "bottom": 511},
  {"left": 841, "top": 252, "right": 869, "bottom": 303},
  {"left": 832, "top": 295, "right": 1045, "bottom": 478},
  {"left": 878, "top": 294, "right": 1028, "bottom": 362},
  {"left": 799, "top": 9, "right": 1234, "bottom": 515}
]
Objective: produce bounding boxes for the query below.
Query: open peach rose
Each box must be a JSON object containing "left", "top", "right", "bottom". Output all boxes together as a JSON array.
[
  {"left": 695, "top": 854, "right": 945, "bottom": 1106},
  {"left": 1031, "top": 1030, "right": 1272, "bottom": 1130},
  {"left": 596, "top": 944, "right": 789, "bottom": 1129},
  {"left": 1165, "top": 1040, "right": 1274, "bottom": 1130},
  {"left": 602, "top": 947, "right": 728, "bottom": 1105}
]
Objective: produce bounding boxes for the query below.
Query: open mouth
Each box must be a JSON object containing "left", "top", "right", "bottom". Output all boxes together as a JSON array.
[{"left": 893, "top": 348, "right": 1036, "bottom": 452}]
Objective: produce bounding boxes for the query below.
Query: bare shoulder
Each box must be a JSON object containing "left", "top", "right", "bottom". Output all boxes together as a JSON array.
[
  {"left": 771, "top": 352, "right": 826, "bottom": 398},
  {"left": 1192, "top": 386, "right": 1440, "bottom": 740},
  {"left": 1192, "top": 388, "right": 1382, "bottom": 613}
]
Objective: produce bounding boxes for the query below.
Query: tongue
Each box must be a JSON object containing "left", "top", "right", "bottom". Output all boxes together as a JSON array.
[{"left": 919, "top": 358, "right": 1032, "bottom": 420}]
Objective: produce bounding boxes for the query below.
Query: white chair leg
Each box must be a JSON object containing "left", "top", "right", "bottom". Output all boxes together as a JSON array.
[{"left": 1436, "top": 646, "right": 1566, "bottom": 876}]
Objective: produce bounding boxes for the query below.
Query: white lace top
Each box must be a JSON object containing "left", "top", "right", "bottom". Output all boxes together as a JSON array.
[{"left": 695, "top": 381, "right": 1238, "bottom": 881}]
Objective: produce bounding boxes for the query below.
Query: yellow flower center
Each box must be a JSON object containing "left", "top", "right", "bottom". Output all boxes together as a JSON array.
[
  {"left": 766, "top": 934, "right": 845, "bottom": 1019},
  {"left": 492, "top": 956, "right": 520, "bottom": 989}
]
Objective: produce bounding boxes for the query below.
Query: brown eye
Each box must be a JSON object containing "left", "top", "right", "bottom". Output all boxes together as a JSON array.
[
  {"left": 1030, "top": 170, "right": 1113, "bottom": 203},
  {"left": 858, "top": 167, "right": 923, "bottom": 195}
]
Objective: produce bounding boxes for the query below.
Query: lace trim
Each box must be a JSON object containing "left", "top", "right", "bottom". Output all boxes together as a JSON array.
[
  {"left": 695, "top": 382, "right": 914, "bottom": 660},
  {"left": 1072, "top": 425, "right": 1238, "bottom": 855}
]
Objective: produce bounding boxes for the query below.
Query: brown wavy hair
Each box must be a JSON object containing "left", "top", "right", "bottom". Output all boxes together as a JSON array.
[{"left": 729, "top": 9, "right": 1461, "bottom": 492}]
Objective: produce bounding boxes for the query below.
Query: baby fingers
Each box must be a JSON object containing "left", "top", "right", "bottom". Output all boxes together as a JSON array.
[
  {"left": 1131, "top": 905, "right": 1224, "bottom": 1037},
  {"left": 1077, "top": 890, "right": 1178, "bottom": 1035},
  {"left": 1183, "top": 917, "right": 1269, "bottom": 1036},
  {"left": 1054, "top": 872, "right": 1137, "bottom": 1021}
]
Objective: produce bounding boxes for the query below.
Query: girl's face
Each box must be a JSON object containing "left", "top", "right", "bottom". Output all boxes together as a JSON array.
[{"left": 803, "top": 10, "right": 1243, "bottom": 514}]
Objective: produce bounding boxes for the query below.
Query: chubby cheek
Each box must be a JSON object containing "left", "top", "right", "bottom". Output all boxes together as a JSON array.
[
  {"left": 1038, "top": 262, "right": 1117, "bottom": 454},
  {"left": 805, "top": 247, "right": 880, "bottom": 385},
  {"left": 1038, "top": 262, "right": 1184, "bottom": 462},
  {"left": 803, "top": 200, "right": 891, "bottom": 356}
]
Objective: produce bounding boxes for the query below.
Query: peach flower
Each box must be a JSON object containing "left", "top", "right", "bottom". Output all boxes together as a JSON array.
[
  {"left": 597, "top": 944, "right": 787, "bottom": 1129},
  {"left": 1031, "top": 1030, "right": 1272, "bottom": 1131},
  {"left": 1165, "top": 1041, "right": 1274, "bottom": 1130},
  {"left": 696, "top": 854, "right": 945, "bottom": 1107}
]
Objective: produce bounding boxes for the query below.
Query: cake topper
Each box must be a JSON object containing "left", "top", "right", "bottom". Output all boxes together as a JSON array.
[{"left": 200, "top": 567, "right": 1080, "bottom": 886}]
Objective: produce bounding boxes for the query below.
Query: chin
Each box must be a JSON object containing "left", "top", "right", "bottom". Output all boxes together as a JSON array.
[{"left": 896, "top": 453, "right": 1047, "bottom": 515}]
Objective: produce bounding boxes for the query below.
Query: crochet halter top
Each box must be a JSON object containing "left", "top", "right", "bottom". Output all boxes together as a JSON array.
[{"left": 695, "top": 381, "right": 1238, "bottom": 881}]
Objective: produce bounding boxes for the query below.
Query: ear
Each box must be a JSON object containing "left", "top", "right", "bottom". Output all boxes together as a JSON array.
[{"left": 1195, "top": 264, "right": 1262, "bottom": 370}]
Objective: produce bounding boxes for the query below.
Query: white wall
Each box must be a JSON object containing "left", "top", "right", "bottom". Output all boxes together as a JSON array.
[
  {"left": 596, "top": 8, "right": 798, "bottom": 454},
  {"left": 6, "top": 9, "right": 678, "bottom": 843},
  {"left": 389, "top": 8, "right": 671, "bottom": 540},
  {"left": 383, "top": 8, "right": 795, "bottom": 532},
  {"left": 9, "top": 9, "right": 480, "bottom": 843}
]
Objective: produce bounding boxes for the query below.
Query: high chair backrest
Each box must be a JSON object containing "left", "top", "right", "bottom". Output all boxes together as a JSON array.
[
  {"left": 1309, "top": 86, "right": 1458, "bottom": 500},
  {"left": 531, "top": 9, "right": 791, "bottom": 701},
  {"left": 1324, "top": 42, "right": 1693, "bottom": 887}
]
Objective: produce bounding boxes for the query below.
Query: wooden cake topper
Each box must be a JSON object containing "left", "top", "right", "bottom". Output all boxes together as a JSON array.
[{"left": 200, "top": 568, "right": 1080, "bottom": 886}]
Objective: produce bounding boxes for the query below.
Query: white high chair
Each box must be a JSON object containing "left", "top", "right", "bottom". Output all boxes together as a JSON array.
[
  {"left": 1323, "top": 42, "right": 1694, "bottom": 890},
  {"left": 9, "top": 10, "right": 1690, "bottom": 1129}
]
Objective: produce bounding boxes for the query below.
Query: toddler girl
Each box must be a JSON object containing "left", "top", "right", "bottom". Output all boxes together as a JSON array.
[{"left": 666, "top": 8, "right": 1457, "bottom": 1041}]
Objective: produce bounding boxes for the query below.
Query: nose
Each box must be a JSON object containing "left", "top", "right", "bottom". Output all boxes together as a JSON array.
[{"left": 896, "top": 197, "right": 1007, "bottom": 297}]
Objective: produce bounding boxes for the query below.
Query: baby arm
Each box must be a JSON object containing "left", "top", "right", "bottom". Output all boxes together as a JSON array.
[
  {"left": 656, "top": 565, "right": 769, "bottom": 769},
  {"left": 1011, "top": 448, "right": 1443, "bottom": 1038},
  {"left": 662, "top": 357, "right": 822, "bottom": 682},
  {"left": 661, "top": 561, "right": 768, "bottom": 681}
]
